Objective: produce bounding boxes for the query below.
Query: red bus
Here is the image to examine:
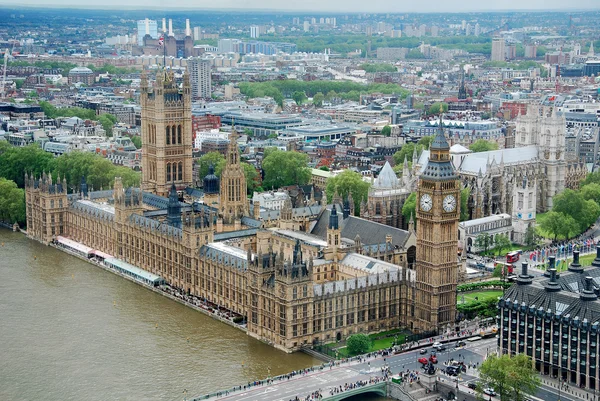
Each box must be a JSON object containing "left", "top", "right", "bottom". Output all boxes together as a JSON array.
[
  {"left": 506, "top": 251, "right": 520, "bottom": 263},
  {"left": 496, "top": 261, "right": 514, "bottom": 275}
]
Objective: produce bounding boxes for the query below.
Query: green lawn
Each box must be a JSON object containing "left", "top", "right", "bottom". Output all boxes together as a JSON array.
[
  {"left": 457, "top": 290, "right": 503, "bottom": 305},
  {"left": 335, "top": 331, "right": 407, "bottom": 358},
  {"left": 539, "top": 253, "right": 596, "bottom": 272}
]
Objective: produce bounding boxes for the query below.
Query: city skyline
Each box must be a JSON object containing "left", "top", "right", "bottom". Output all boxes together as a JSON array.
[{"left": 1, "top": 0, "right": 599, "bottom": 13}]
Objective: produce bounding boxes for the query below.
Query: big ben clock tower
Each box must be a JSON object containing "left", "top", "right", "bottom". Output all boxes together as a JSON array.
[{"left": 414, "top": 111, "right": 460, "bottom": 333}]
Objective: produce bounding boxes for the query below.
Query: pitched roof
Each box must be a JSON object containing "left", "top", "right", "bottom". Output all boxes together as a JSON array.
[
  {"left": 311, "top": 205, "right": 410, "bottom": 248},
  {"left": 373, "top": 161, "right": 400, "bottom": 189}
]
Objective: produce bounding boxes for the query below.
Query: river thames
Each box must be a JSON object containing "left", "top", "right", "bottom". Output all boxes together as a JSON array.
[{"left": 0, "top": 230, "right": 321, "bottom": 400}]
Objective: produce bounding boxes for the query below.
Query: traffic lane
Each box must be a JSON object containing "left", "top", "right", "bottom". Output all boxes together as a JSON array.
[{"left": 210, "top": 365, "right": 377, "bottom": 401}]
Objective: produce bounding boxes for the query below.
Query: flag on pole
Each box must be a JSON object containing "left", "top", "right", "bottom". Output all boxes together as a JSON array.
[{"left": 158, "top": 34, "right": 164, "bottom": 46}]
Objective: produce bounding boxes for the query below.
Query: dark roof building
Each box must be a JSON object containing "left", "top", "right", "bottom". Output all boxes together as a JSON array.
[{"left": 499, "top": 250, "right": 600, "bottom": 391}]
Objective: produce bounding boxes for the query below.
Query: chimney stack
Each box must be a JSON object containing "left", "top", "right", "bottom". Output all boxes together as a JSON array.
[
  {"left": 162, "top": 18, "right": 167, "bottom": 33},
  {"left": 521, "top": 261, "right": 528, "bottom": 277},
  {"left": 185, "top": 19, "right": 191, "bottom": 37},
  {"left": 145, "top": 18, "right": 150, "bottom": 35},
  {"left": 168, "top": 19, "right": 174, "bottom": 36}
]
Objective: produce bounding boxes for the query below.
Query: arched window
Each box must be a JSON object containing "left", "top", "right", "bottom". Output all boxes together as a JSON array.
[
  {"left": 166, "top": 126, "right": 170, "bottom": 145},
  {"left": 166, "top": 163, "right": 171, "bottom": 182},
  {"left": 178, "top": 162, "right": 183, "bottom": 181},
  {"left": 172, "top": 125, "right": 176, "bottom": 145},
  {"left": 177, "top": 125, "right": 182, "bottom": 144}
]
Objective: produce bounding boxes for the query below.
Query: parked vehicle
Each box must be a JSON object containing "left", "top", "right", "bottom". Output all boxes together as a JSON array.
[
  {"left": 483, "top": 388, "right": 497, "bottom": 396},
  {"left": 467, "top": 382, "right": 478, "bottom": 390}
]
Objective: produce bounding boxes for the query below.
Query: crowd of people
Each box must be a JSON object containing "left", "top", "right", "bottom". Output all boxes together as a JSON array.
[
  {"left": 159, "top": 284, "right": 243, "bottom": 324},
  {"left": 327, "top": 376, "right": 387, "bottom": 396}
]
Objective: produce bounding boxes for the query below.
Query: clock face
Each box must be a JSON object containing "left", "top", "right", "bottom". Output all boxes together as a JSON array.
[
  {"left": 443, "top": 195, "right": 457, "bottom": 212},
  {"left": 420, "top": 194, "right": 433, "bottom": 212}
]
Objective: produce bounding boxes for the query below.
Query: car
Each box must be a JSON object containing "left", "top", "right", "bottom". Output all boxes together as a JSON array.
[
  {"left": 429, "top": 355, "right": 438, "bottom": 364},
  {"left": 457, "top": 341, "right": 466, "bottom": 347},
  {"left": 483, "top": 388, "right": 497, "bottom": 396},
  {"left": 419, "top": 348, "right": 428, "bottom": 354},
  {"left": 467, "top": 382, "right": 477, "bottom": 390},
  {"left": 433, "top": 342, "right": 441, "bottom": 347},
  {"left": 418, "top": 357, "right": 429, "bottom": 364}
]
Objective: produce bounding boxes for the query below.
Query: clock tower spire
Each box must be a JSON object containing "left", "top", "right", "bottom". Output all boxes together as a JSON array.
[{"left": 414, "top": 108, "right": 460, "bottom": 333}]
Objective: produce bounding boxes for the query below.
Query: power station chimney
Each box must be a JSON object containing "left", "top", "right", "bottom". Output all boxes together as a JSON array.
[
  {"left": 168, "top": 19, "right": 174, "bottom": 37},
  {"left": 185, "top": 19, "right": 191, "bottom": 37},
  {"left": 145, "top": 18, "right": 150, "bottom": 35},
  {"left": 162, "top": 18, "right": 167, "bottom": 33}
]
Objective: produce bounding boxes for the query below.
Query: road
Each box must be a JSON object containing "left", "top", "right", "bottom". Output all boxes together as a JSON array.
[{"left": 201, "top": 337, "right": 581, "bottom": 401}]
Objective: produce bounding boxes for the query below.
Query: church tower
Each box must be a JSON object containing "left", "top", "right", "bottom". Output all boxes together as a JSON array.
[
  {"left": 539, "top": 106, "right": 566, "bottom": 209},
  {"left": 220, "top": 129, "right": 249, "bottom": 224},
  {"left": 140, "top": 69, "right": 193, "bottom": 197},
  {"left": 414, "top": 112, "right": 461, "bottom": 333}
]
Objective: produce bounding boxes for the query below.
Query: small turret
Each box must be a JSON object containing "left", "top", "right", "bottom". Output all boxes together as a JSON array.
[
  {"left": 167, "top": 183, "right": 182, "bottom": 228},
  {"left": 329, "top": 206, "right": 339, "bottom": 230}
]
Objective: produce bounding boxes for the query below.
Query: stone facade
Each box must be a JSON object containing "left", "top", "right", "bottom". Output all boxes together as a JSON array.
[
  {"left": 141, "top": 70, "right": 193, "bottom": 197},
  {"left": 414, "top": 121, "right": 461, "bottom": 333}
]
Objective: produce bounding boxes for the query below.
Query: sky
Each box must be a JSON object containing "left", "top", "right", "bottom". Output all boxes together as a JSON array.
[{"left": 3, "top": 0, "right": 600, "bottom": 12}]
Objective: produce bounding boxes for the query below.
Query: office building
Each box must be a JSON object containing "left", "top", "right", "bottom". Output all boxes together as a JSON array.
[
  {"left": 250, "top": 26, "right": 260, "bottom": 39},
  {"left": 499, "top": 253, "right": 600, "bottom": 392},
  {"left": 187, "top": 58, "right": 212, "bottom": 100}
]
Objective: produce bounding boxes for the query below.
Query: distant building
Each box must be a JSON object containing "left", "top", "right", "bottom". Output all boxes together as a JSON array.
[
  {"left": 137, "top": 18, "right": 158, "bottom": 46},
  {"left": 491, "top": 38, "right": 506, "bottom": 62},
  {"left": 68, "top": 67, "right": 94, "bottom": 85},
  {"left": 524, "top": 45, "right": 537, "bottom": 59},
  {"left": 187, "top": 58, "right": 212, "bottom": 99},
  {"left": 250, "top": 26, "right": 260, "bottom": 39}
]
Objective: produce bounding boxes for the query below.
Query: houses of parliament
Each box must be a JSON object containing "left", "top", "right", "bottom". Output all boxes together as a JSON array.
[{"left": 25, "top": 69, "right": 461, "bottom": 352}]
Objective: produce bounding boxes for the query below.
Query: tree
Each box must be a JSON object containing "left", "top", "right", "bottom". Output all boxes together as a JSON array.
[
  {"left": 0, "top": 144, "right": 54, "bottom": 188},
  {"left": 312, "top": 92, "right": 325, "bottom": 107},
  {"left": 580, "top": 183, "right": 600, "bottom": 205},
  {"left": 393, "top": 143, "right": 423, "bottom": 166},
  {"left": 460, "top": 187, "right": 470, "bottom": 222},
  {"left": 427, "top": 102, "right": 448, "bottom": 115},
  {"left": 469, "top": 139, "right": 499, "bottom": 153},
  {"left": 401, "top": 192, "right": 416, "bottom": 225},
  {"left": 326, "top": 170, "right": 371, "bottom": 215},
  {"left": 580, "top": 171, "right": 600, "bottom": 187},
  {"left": 325, "top": 90, "right": 337, "bottom": 101},
  {"left": 475, "top": 232, "right": 493, "bottom": 254},
  {"left": 346, "top": 333, "right": 372, "bottom": 355},
  {"left": 243, "top": 128, "right": 254, "bottom": 138},
  {"left": 417, "top": 135, "right": 434, "bottom": 149},
  {"left": 98, "top": 114, "right": 117, "bottom": 137},
  {"left": 539, "top": 211, "right": 579, "bottom": 241},
  {"left": 241, "top": 162, "right": 260, "bottom": 194},
  {"left": 478, "top": 354, "right": 541, "bottom": 401},
  {"left": 524, "top": 225, "right": 538, "bottom": 248},
  {"left": 129, "top": 135, "right": 142, "bottom": 149},
  {"left": 0, "top": 178, "right": 26, "bottom": 226},
  {"left": 262, "top": 150, "right": 311, "bottom": 190},
  {"left": 197, "top": 152, "right": 226, "bottom": 180},
  {"left": 381, "top": 125, "right": 392, "bottom": 137},
  {"left": 553, "top": 189, "right": 600, "bottom": 234},
  {"left": 292, "top": 91, "right": 307, "bottom": 106},
  {"left": 494, "top": 233, "right": 511, "bottom": 256}
]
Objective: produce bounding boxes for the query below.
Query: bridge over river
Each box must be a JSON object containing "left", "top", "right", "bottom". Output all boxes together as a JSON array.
[{"left": 193, "top": 340, "right": 491, "bottom": 401}]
